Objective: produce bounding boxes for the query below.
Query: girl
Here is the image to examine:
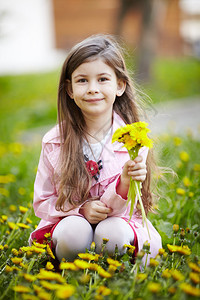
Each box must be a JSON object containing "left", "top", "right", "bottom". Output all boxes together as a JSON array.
[{"left": 30, "top": 34, "right": 162, "bottom": 263}]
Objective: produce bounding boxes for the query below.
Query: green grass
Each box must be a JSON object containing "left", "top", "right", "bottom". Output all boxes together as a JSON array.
[
  {"left": 145, "top": 57, "right": 200, "bottom": 103},
  {"left": 0, "top": 133, "right": 199, "bottom": 299}
]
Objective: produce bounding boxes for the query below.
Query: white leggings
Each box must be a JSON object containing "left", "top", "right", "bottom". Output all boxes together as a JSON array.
[{"left": 52, "top": 216, "right": 134, "bottom": 261}]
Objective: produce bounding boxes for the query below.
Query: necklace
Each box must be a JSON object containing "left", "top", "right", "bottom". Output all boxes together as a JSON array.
[
  {"left": 83, "top": 126, "right": 112, "bottom": 181},
  {"left": 84, "top": 154, "right": 103, "bottom": 181}
]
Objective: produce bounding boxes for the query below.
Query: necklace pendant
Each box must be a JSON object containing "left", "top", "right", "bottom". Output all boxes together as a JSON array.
[{"left": 84, "top": 157, "right": 103, "bottom": 181}]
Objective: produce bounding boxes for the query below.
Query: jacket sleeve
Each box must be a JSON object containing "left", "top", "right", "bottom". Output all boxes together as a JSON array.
[
  {"left": 100, "top": 146, "right": 149, "bottom": 216},
  {"left": 33, "top": 141, "right": 82, "bottom": 223}
]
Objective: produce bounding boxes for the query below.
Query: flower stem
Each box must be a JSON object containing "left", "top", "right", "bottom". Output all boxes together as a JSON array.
[{"left": 135, "top": 181, "right": 151, "bottom": 239}]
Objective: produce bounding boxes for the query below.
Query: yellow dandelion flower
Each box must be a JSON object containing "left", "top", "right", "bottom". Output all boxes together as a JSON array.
[
  {"left": 40, "top": 280, "right": 62, "bottom": 290},
  {"left": 16, "top": 223, "right": 30, "bottom": 229},
  {"left": 0, "top": 187, "right": 9, "bottom": 197},
  {"left": 11, "top": 257, "right": 23, "bottom": 265},
  {"left": 20, "top": 246, "right": 33, "bottom": 252},
  {"left": 190, "top": 272, "right": 200, "bottom": 284},
  {"left": 96, "top": 285, "right": 112, "bottom": 296},
  {"left": 32, "top": 241, "right": 46, "bottom": 249},
  {"left": 3, "top": 244, "right": 8, "bottom": 250},
  {"left": 158, "top": 248, "right": 165, "bottom": 255},
  {"left": 18, "top": 187, "right": 26, "bottom": 196},
  {"left": 7, "top": 222, "right": 18, "bottom": 230},
  {"left": 37, "top": 291, "right": 52, "bottom": 300},
  {"left": 193, "top": 164, "right": 200, "bottom": 171},
  {"left": 23, "top": 273, "right": 37, "bottom": 282},
  {"left": 1, "top": 215, "right": 8, "bottom": 222},
  {"left": 87, "top": 263, "right": 99, "bottom": 271},
  {"left": 46, "top": 244, "right": 55, "bottom": 259},
  {"left": 31, "top": 246, "right": 46, "bottom": 254},
  {"left": 107, "top": 257, "right": 122, "bottom": 267},
  {"left": 188, "top": 262, "right": 200, "bottom": 273},
  {"left": 179, "top": 151, "right": 189, "bottom": 162},
  {"left": 189, "top": 192, "right": 194, "bottom": 198},
  {"left": 111, "top": 124, "right": 133, "bottom": 143},
  {"left": 108, "top": 264, "right": 117, "bottom": 274},
  {"left": 162, "top": 269, "right": 171, "bottom": 279},
  {"left": 74, "top": 259, "right": 90, "bottom": 270},
  {"left": 97, "top": 266, "right": 112, "bottom": 278},
  {"left": 19, "top": 206, "right": 28, "bottom": 213},
  {"left": 9, "top": 205, "right": 17, "bottom": 212},
  {"left": 123, "top": 134, "right": 137, "bottom": 150},
  {"left": 170, "top": 269, "right": 184, "bottom": 281},
  {"left": 149, "top": 258, "right": 159, "bottom": 267},
  {"left": 20, "top": 262, "right": 28, "bottom": 269},
  {"left": 22, "top": 294, "right": 39, "bottom": 300},
  {"left": 167, "top": 244, "right": 178, "bottom": 252},
  {"left": 0, "top": 174, "right": 16, "bottom": 184},
  {"left": 147, "top": 282, "right": 161, "bottom": 293},
  {"left": 56, "top": 285, "right": 75, "bottom": 299},
  {"left": 11, "top": 248, "right": 18, "bottom": 256},
  {"left": 0, "top": 245, "right": 4, "bottom": 251},
  {"left": 13, "top": 285, "right": 31, "bottom": 293},
  {"left": 90, "top": 241, "right": 96, "bottom": 250},
  {"left": 124, "top": 244, "right": 135, "bottom": 250},
  {"left": 102, "top": 238, "right": 109, "bottom": 243},
  {"left": 78, "top": 253, "right": 99, "bottom": 261},
  {"left": 173, "top": 137, "right": 182, "bottom": 146},
  {"left": 173, "top": 224, "right": 179, "bottom": 233},
  {"left": 79, "top": 273, "right": 91, "bottom": 284},
  {"left": 46, "top": 262, "right": 54, "bottom": 270},
  {"left": 44, "top": 232, "right": 51, "bottom": 239},
  {"left": 180, "top": 283, "right": 200, "bottom": 297},
  {"left": 9, "top": 142, "right": 23, "bottom": 155},
  {"left": 37, "top": 269, "right": 65, "bottom": 283},
  {"left": 26, "top": 217, "right": 32, "bottom": 224},
  {"left": 183, "top": 176, "right": 191, "bottom": 187},
  {"left": 177, "top": 245, "right": 191, "bottom": 255},
  {"left": 59, "top": 262, "right": 78, "bottom": 271},
  {"left": 168, "top": 287, "right": 176, "bottom": 294},
  {"left": 136, "top": 273, "right": 148, "bottom": 282},
  {"left": 5, "top": 265, "right": 13, "bottom": 273},
  {"left": 176, "top": 188, "right": 186, "bottom": 196}
]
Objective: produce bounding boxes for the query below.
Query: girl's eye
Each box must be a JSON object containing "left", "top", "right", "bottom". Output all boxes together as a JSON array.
[
  {"left": 77, "top": 78, "right": 87, "bottom": 83},
  {"left": 99, "top": 77, "right": 109, "bottom": 82}
]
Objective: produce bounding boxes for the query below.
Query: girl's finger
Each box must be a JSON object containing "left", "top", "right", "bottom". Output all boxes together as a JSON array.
[
  {"left": 133, "top": 155, "right": 143, "bottom": 163},
  {"left": 128, "top": 163, "right": 146, "bottom": 171}
]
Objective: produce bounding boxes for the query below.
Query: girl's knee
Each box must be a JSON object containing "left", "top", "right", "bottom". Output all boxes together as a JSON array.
[
  {"left": 94, "top": 217, "right": 134, "bottom": 254},
  {"left": 52, "top": 216, "right": 93, "bottom": 261}
]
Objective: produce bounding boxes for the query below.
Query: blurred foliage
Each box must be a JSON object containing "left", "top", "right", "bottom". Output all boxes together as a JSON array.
[
  {"left": 145, "top": 57, "right": 200, "bottom": 103},
  {"left": 0, "top": 57, "right": 199, "bottom": 142}
]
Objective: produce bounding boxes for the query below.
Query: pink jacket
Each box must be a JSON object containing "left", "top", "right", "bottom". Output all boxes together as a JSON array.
[{"left": 30, "top": 112, "right": 162, "bottom": 259}]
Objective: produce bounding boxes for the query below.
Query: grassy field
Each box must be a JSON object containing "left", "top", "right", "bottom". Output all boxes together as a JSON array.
[{"left": 0, "top": 57, "right": 199, "bottom": 299}]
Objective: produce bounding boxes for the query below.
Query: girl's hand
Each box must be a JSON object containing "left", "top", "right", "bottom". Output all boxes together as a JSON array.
[
  {"left": 122, "top": 155, "right": 147, "bottom": 184},
  {"left": 116, "top": 155, "right": 147, "bottom": 198},
  {"left": 80, "top": 200, "right": 112, "bottom": 224}
]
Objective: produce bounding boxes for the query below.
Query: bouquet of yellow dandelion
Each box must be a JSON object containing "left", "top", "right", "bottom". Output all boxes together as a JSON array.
[{"left": 112, "top": 121, "right": 153, "bottom": 238}]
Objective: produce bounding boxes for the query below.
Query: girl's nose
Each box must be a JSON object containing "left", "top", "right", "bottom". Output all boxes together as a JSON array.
[{"left": 87, "top": 80, "right": 99, "bottom": 94}]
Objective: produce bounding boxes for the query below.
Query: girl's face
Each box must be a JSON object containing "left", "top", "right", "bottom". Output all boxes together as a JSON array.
[{"left": 67, "top": 58, "right": 125, "bottom": 121}]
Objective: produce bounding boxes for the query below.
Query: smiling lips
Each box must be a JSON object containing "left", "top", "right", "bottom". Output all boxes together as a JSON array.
[{"left": 84, "top": 98, "right": 104, "bottom": 103}]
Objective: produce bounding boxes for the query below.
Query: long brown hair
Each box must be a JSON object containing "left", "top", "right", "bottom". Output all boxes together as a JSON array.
[{"left": 56, "top": 34, "right": 153, "bottom": 214}]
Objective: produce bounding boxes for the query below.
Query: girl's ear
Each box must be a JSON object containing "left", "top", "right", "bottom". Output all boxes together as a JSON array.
[
  {"left": 116, "top": 79, "right": 126, "bottom": 97},
  {"left": 66, "top": 79, "right": 74, "bottom": 99}
]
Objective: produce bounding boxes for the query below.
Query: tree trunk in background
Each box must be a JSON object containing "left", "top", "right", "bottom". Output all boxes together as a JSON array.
[{"left": 115, "top": 0, "right": 168, "bottom": 82}]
